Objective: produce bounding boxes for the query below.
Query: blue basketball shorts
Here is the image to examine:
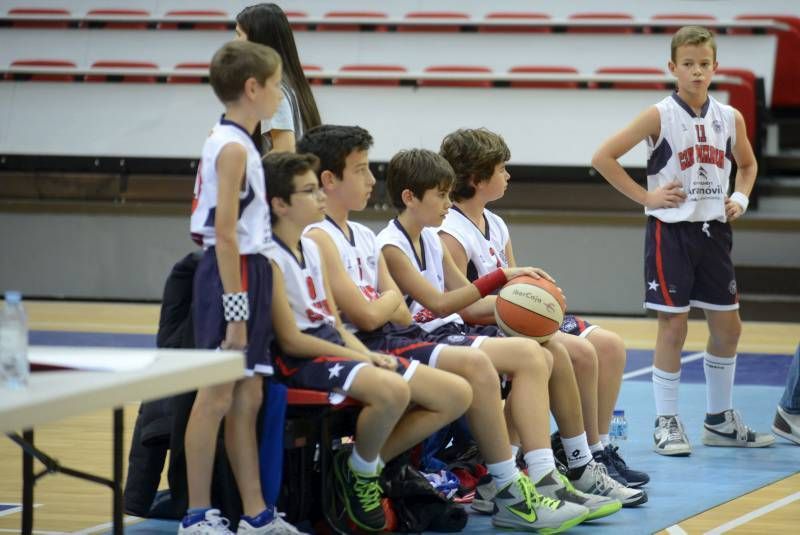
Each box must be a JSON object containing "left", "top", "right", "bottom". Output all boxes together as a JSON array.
[
  {"left": 193, "top": 248, "right": 274, "bottom": 376},
  {"left": 357, "top": 323, "right": 447, "bottom": 368}
]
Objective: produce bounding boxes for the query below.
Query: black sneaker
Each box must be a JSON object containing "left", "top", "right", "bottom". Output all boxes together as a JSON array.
[
  {"left": 591, "top": 447, "right": 628, "bottom": 487},
  {"left": 333, "top": 450, "right": 385, "bottom": 531},
  {"left": 600, "top": 445, "right": 649, "bottom": 488}
]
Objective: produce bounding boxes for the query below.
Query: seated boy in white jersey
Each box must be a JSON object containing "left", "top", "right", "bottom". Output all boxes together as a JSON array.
[
  {"left": 378, "top": 149, "right": 646, "bottom": 508},
  {"left": 592, "top": 25, "right": 773, "bottom": 455},
  {"left": 184, "top": 41, "right": 304, "bottom": 535},
  {"left": 262, "top": 151, "right": 473, "bottom": 532},
  {"left": 438, "top": 128, "right": 648, "bottom": 489},
  {"left": 297, "top": 125, "right": 622, "bottom": 529}
]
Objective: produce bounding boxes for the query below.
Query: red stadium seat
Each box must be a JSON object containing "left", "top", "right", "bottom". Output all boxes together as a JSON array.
[
  {"left": 649, "top": 13, "right": 717, "bottom": 33},
  {"left": 399, "top": 11, "right": 470, "bottom": 33},
  {"left": 594, "top": 67, "right": 668, "bottom": 89},
  {"left": 420, "top": 66, "right": 492, "bottom": 88},
  {"left": 8, "top": 7, "right": 70, "bottom": 28},
  {"left": 166, "top": 62, "right": 209, "bottom": 84},
  {"left": 509, "top": 66, "right": 580, "bottom": 88},
  {"left": 86, "top": 8, "right": 149, "bottom": 29},
  {"left": 283, "top": 10, "right": 309, "bottom": 31},
  {"left": 317, "top": 11, "right": 388, "bottom": 32},
  {"left": 8, "top": 59, "right": 76, "bottom": 82},
  {"left": 301, "top": 64, "right": 323, "bottom": 85},
  {"left": 86, "top": 61, "right": 158, "bottom": 83},
  {"left": 334, "top": 64, "right": 407, "bottom": 86},
  {"left": 480, "top": 12, "right": 552, "bottom": 33},
  {"left": 567, "top": 12, "right": 634, "bottom": 33},
  {"left": 715, "top": 68, "right": 758, "bottom": 144},
  {"left": 159, "top": 10, "right": 229, "bottom": 30}
]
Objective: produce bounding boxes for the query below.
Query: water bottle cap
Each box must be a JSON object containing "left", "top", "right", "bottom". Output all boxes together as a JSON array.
[
  {"left": 613, "top": 409, "right": 624, "bottom": 416},
  {"left": 4, "top": 291, "right": 22, "bottom": 304}
]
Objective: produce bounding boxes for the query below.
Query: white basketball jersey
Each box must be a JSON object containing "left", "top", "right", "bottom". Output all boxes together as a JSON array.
[
  {"left": 646, "top": 93, "right": 736, "bottom": 223},
  {"left": 271, "top": 235, "right": 335, "bottom": 331},
  {"left": 439, "top": 207, "right": 509, "bottom": 280},
  {"left": 190, "top": 117, "right": 273, "bottom": 255},
  {"left": 306, "top": 217, "right": 381, "bottom": 332},
  {"left": 376, "top": 219, "right": 463, "bottom": 332}
]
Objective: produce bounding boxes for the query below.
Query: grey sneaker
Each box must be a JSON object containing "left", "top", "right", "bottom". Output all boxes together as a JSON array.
[
  {"left": 568, "top": 461, "right": 648, "bottom": 507},
  {"left": 534, "top": 469, "right": 622, "bottom": 521},
  {"left": 773, "top": 406, "right": 800, "bottom": 445},
  {"left": 703, "top": 409, "right": 775, "bottom": 448},
  {"left": 492, "top": 474, "right": 589, "bottom": 533},
  {"left": 471, "top": 474, "right": 496, "bottom": 514},
  {"left": 654, "top": 415, "right": 692, "bottom": 456}
]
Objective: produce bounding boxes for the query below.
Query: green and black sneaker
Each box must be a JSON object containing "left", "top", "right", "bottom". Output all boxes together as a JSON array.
[{"left": 333, "top": 450, "right": 386, "bottom": 532}]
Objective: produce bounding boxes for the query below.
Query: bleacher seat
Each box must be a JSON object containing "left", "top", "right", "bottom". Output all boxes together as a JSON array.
[
  {"left": 7, "top": 59, "right": 76, "bottom": 82},
  {"left": 301, "top": 64, "right": 323, "bottom": 85},
  {"left": 508, "top": 66, "right": 580, "bottom": 88},
  {"left": 567, "top": 12, "right": 635, "bottom": 33},
  {"left": 649, "top": 13, "right": 717, "bottom": 33},
  {"left": 334, "top": 64, "right": 407, "bottom": 86},
  {"left": 479, "top": 12, "right": 552, "bottom": 33},
  {"left": 715, "top": 68, "right": 758, "bottom": 143},
  {"left": 283, "top": 10, "right": 309, "bottom": 31},
  {"left": 420, "top": 65, "right": 492, "bottom": 87},
  {"left": 159, "top": 10, "right": 229, "bottom": 30},
  {"left": 399, "top": 11, "right": 470, "bottom": 33},
  {"left": 317, "top": 11, "right": 388, "bottom": 32},
  {"left": 166, "top": 62, "right": 208, "bottom": 84},
  {"left": 85, "top": 8, "right": 149, "bottom": 29},
  {"left": 7, "top": 7, "right": 70, "bottom": 28},
  {"left": 593, "top": 67, "right": 668, "bottom": 89},
  {"left": 86, "top": 61, "right": 158, "bottom": 83}
]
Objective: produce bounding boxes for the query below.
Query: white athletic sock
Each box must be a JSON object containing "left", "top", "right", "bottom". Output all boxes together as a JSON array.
[
  {"left": 349, "top": 446, "right": 378, "bottom": 476},
  {"left": 589, "top": 441, "right": 604, "bottom": 454},
  {"left": 704, "top": 352, "right": 736, "bottom": 415},
  {"left": 561, "top": 432, "right": 593, "bottom": 470},
  {"left": 486, "top": 457, "right": 519, "bottom": 489},
  {"left": 524, "top": 448, "right": 555, "bottom": 484},
  {"left": 600, "top": 434, "right": 610, "bottom": 448},
  {"left": 510, "top": 444, "right": 520, "bottom": 459},
  {"left": 653, "top": 367, "right": 681, "bottom": 416}
]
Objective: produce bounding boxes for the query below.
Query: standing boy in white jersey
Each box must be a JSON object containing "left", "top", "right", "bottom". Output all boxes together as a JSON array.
[
  {"left": 185, "top": 41, "right": 302, "bottom": 534},
  {"left": 299, "top": 125, "right": 622, "bottom": 529},
  {"left": 592, "top": 26, "right": 773, "bottom": 455},
  {"left": 439, "top": 128, "right": 648, "bottom": 488},
  {"left": 378, "top": 148, "right": 645, "bottom": 507},
  {"left": 263, "top": 151, "right": 473, "bottom": 532}
]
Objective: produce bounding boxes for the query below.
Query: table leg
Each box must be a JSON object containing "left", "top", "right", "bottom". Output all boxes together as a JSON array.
[
  {"left": 112, "top": 407, "right": 124, "bottom": 535},
  {"left": 21, "top": 429, "right": 33, "bottom": 535}
]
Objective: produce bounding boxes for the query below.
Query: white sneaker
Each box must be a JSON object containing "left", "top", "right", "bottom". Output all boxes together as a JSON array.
[
  {"left": 178, "top": 509, "right": 234, "bottom": 535},
  {"left": 773, "top": 406, "right": 800, "bottom": 445},
  {"left": 534, "top": 469, "right": 622, "bottom": 521},
  {"left": 568, "top": 461, "right": 647, "bottom": 507},
  {"left": 702, "top": 409, "right": 775, "bottom": 448},
  {"left": 237, "top": 512, "right": 306, "bottom": 534},
  {"left": 492, "top": 474, "right": 589, "bottom": 533},
  {"left": 654, "top": 415, "right": 692, "bottom": 456}
]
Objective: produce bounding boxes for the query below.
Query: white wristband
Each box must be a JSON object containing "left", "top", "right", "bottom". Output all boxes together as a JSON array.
[{"left": 729, "top": 192, "right": 749, "bottom": 213}]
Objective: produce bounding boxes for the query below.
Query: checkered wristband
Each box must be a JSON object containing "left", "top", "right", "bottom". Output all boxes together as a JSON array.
[{"left": 222, "top": 292, "right": 249, "bottom": 322}]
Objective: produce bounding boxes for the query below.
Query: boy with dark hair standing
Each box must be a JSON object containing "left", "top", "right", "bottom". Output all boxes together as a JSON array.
[
  {"left": 439, "top": 127, "right": 648, "bottom": 488},
  {"left": 263, "top": 151, "right": 473, "bottom": 532},
  {"left": 185, "top": 41, "right": 302, "bottom": 534},
  {"left": 592, "top": 25, "right": 773, "bottom": 455}
]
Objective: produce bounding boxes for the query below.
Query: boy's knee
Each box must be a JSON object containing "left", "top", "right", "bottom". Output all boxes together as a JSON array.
[
  {"left": 197, "top": 391, "right": 234, "bottom": 420},
  {"left": 236, "top": 380, "right": 263, "bottom": 414},
  {"left": 658, "top": 313, "right": 689, "bottom": 341}
]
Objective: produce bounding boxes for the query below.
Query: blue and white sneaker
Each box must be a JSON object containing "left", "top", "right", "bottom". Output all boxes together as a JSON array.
[
  {"left": 238, "top": 505, "right": 307, "bottom": 534},
  {"left": 178, "top": 508, "right": 233, "bottom": 535},
  {"left": 702, "top": 409, "right": 775, "bottom": 448}
]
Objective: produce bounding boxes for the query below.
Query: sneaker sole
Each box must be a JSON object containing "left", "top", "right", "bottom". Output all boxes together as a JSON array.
[
  {"left": 471, "top": 498, "right": 495, "bottom": 515},
  {"left": 620, "top": 491, "right": 648, "bottom": 507},
  {"left": 701, "top": 434, "right": 776, "bottom": 448},
  {"left": 772, "top": 426, "right": 800, "bottom": 446},
  {"left": 653, "top": 444, "right": 691, "bottom": 456},
  {"left": 492, "top": 511, "right": 589, "bottom": 534},
  {"left": 584, "top": 501, "right": 622, "bottom": 521}
]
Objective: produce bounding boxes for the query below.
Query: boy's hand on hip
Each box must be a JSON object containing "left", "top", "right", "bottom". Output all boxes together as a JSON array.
[
  {"left": 645, "top": 180, "right": 686, "bottom": 209},
  {"left": 222, "top": 321, "right": 248, "bottom": 350},
  {"left": 725, "top": 197, "right": 745, "bottom": 221}
]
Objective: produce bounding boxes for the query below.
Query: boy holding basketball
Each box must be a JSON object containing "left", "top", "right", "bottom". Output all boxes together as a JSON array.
[
  {"left": 438, "top": 127, "right": 648, "bottom": 487},
  {"left": 592, "top": 25, "right": 773, "bottom": 455},
  {"left": 378, "top": 148, "right": 645, "bottom": 507},
  {"left": 297, "top": 125, "right": 613, "bottom": 530},
  {"left": 263, "top": 151, "right": 473, "bottom": 532},
  {"left": 185, "top": 41, "right": 303, "bottom": 534}
]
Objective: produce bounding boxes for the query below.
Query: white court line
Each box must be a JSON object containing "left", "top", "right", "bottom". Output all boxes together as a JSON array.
[
  {"left": 622, "top": 351, "right": 705, "bottom": 380},
  {"left": 0, "top": 503, "right": 42, "bottom": 517},
  {"left": 0, "top": 530, "right": 66, "bottom": 535},
  {"left": 666, "top": 526, "right": 689, "bottom": 535},
  {"left": 704, "top": 491, "right": 800, "bottom": 534}
]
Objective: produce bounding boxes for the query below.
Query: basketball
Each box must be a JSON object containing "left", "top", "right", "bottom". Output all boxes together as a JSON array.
[{"left": 494, "top": 275, "right": 566, "bottom": 342}]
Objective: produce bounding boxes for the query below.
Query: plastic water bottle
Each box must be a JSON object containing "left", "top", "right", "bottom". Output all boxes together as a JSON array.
[
  {"left": 610, "top": 410, "right": 628, "bottom": 445},
  {"left": 0, "top": 291, "right": 29, "bottom": 389}
]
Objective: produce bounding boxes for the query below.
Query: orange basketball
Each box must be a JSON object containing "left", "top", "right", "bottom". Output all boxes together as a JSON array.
[{"left": 494, "top": 275, "right": 566, "bottom": 342}]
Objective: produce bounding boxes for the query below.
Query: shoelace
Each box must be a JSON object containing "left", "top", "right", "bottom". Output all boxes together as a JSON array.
[
  {"left": 664, "top": 416, "right": 685, "bottom": 442},
  {"left": 730, "top": 410, "right": 752, "bottom": 441},
  {"left": 198, "top": 512, "right": 233, "bottom": 534},
  {"left": 589, "top": 461, "right": 625, "bottom": 494},
  {"left": 269, "top": 512, "right": 305, "bottom": 535},
  {"left": 606, "top": 446, "right": 628, "bottom": 469},
  {"left": 519, "top": 476, "right": 560, "bottom": 510},
  {"left": 353, "top": 474, "right": 383, "bottom": 512}
]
